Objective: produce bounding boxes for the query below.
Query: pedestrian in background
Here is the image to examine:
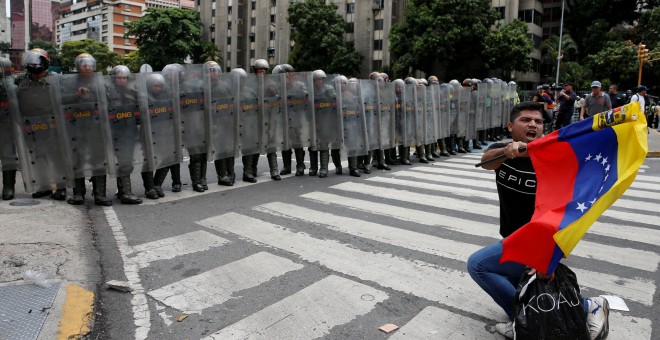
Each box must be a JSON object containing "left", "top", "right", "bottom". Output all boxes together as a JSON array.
[
  {"left": 608, "top": 84, "right": 626, "bottom": 108},
  {"left": 580, "top": 81, "right": 612, "bottom": 120},
  {"left": 555, "top": 82, "right": 577, "bottom": 130}
]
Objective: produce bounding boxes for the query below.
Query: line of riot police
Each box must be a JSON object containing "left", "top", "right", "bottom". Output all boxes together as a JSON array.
[{"left": 1, "top": 50, "right": 518, "bottom": 205}]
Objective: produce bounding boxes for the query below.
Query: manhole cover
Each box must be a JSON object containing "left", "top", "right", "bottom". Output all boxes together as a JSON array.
[{"left": 9, "top": 199, "right": 41, "bottom": 207}]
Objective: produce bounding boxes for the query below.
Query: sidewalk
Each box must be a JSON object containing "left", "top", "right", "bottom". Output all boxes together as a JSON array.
[
  {"left": 648, "top": 128, "right": 660, "bottom": 158},
  {"left": 0, "top": 174, "right": 100, "bottom": 340}
]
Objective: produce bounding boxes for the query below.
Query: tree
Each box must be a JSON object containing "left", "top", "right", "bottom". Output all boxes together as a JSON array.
[
  {"left": 28, "top": 39, "right": 62, "bottom": 66},
  {"left": 121, "top": 51, "right": 144, "bottom": 73},
  {"left": 287, "top": 0, "right": 363, "bottom": 75},
  {"left": 584, "top": 40, "right": 638, "bottom": 88},
  {"left": 0, "top": 42, "right": 10, "bottom": 54},
  {"left": 192, "top": 41, "right": 223, "bottom": 64},
  {"left": 125, "top": 8, "right": 202, "bottom": 70},
  {"left": 389, "top": 0, "right": 498, "bottom": 78},
  {"left": 483, "top": 20, "right": 533, "bottom": 80},
  {"left": 540, "top": 34, "right": 578, "bottom": 80},
  {"left": 60, "top": 39, "right": 120, "bottom": 74}
]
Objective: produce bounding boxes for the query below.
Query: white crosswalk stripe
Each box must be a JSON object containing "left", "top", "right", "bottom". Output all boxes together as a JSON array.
[
  {"left": 388, "top": 306, "right": 502, "bottom": 339},
  {"left": 131, "top": 231, "right": 229, "bottom": 269}
]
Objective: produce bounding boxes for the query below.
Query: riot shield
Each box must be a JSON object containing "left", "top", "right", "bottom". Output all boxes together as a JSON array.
[
  {"left": 424, "top": 86, "right": 437, "bottom": 144},
  {"left": 476, "top": 82, "right": 487, "bottom": 131},
  {"left": 457, "top": 86, "right": 470, "bottom": 138},
  {"left": 360, "top": 79, "right": 380, "bottom": 151},
  {"left": 238, "top": 73, "right": 263, "bottom": 156},
  {"left": 262, "top": 73, "right": 287, "bottom": 154},
  {"left": 54, "top": 72, "right": 115, "bottom": 178},
  {"left": 0, "top": 76, "right": 19, "bottom": 172},
  {"left": 204, "top": 69, "right": 239, "bottom": 161},
  {"left": 436, "top": 84, "right": 451, "bottom": 139},
  {"left": 491, "top": 80, "right": 502, "bottom": 128},
  {"left": 9, "top": 74, "right": 73, "bottom": 192},
  {"left": 377, "top": 81, "right": 396, "bottom": 150},
  {"left": 394, "top": 86, "right": 405, "bottom": 147},
  {"left": 176, "top": 64, "right": 207, "bottom": 157},
  {"left": 313, "top": 74, "right": 342, "bottom": 151},
  {"left": 484, "top": 81, "right": 493, "bottom": 129},
  {"left": 137, "top": 72, "right": 182, "bottom": 171},
  {"left": 414, "top": 85, "right": 425, "bottom": 145},
  {"left": 467, "top": 89, "right": 478, "bottom": 140},
  {"left": 403, "top": 83, "right": 417, "bottom": 147},
  {"left": 449, "top": 83, "right": 460, "bottom": 135},
  {"left": 284, "top": 72, "right": 314, "bottom": 150},
  {"left": 429, "top": 84, "right": 441, "bottom": 140},
  {"left": 342, "top": 81, "right": 368, "bottom": 157},
  {"left": 104, "top": 73, "right": 148, "bottom": 177}
]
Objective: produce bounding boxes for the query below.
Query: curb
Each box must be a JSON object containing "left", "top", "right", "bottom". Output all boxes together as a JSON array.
[
  {"left": 648, "top": 151, "right": 660, "bottom": 158},
  {"left": 57, "top": 284, "right": 95, "bottom": 339}
]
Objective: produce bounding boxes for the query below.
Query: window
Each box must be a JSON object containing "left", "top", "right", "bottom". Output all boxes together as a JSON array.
[
  {"left": 270, "top": 14, "right": 275, "bottom": 23},
  {"left": 250, "top": 49, "right": 255, "bottom": 58},
  {"left": 270, "top": 0, "right": 276, "bottom": 6},
  {"left": 101, "top": 36, "right": 107, "bottom": 42},
  {"left": 495, "top": 6, "right": 505, "bottom": 20},
  {"left": 125, "top": 4, "right": 130, "bottom": 11},
  {"left": 269, "top": 31, "right": 275, "bottom": 40},
  {"left": 373, "top": 60, "right": 382, "bottom": 71},
  {"left": 374, "top": 19, "right": 383, "bottom": 30},
  {"left": 227, "top": 36, "right": 231, "bottom": 44},
  {"left": 392, "top": 0, "right": 398, "bottom": 19},
  {"left": 249, "top": 33, "right": 255, "bottom": 42},
  {"left": 346, "top": 22, "right": 354, "bottom": 33},
  {"left": 212, "top": 9, "right": 215, "bottom": 16},
  {"left": 518, "top": 9, "right": 542, "bottom": 26},
  {"left": 102, "top": 24, "right": 108, "bottom": 30},
  {"left": 227, "top": 52, "right": 231, "bottom": 60},
  {"left": 228, "top": 21, "right": 232, "bottom": 30},
  {"left": 125, "top": 16, "right": 130, "bottom": 22},
  {"left": 527, "top": 33, "right": 542, "bottom": 49},
  {"left": 228, "top": 6, "right": 232, "bottom": 15},
  {"left": 251, "top": 1, "right": 256, "bottom": 10},
  {"left": 251, "top": 17, "right": 256, "bottom": 26},
  {"left": 373, "top": 39, "right": 383, "bottom": 50},
  {"left": 531, "top": 58, "right": 540, "bottom": 73},
  {"left": 346, "top": 3, "right": 355, "bottom": 14},
  {"left": 125, "top": 38, "right": 130, "bottom": 45}
]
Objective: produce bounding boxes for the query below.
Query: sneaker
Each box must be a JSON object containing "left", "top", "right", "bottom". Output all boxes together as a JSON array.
[
  {"left": 494, "top": 321, "right": 514, "bottom": 339},
  {"left": 587, "top": 297, "right": 609, "bottom": 340}
]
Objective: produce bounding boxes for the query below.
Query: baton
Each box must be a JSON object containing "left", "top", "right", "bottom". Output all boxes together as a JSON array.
[{"left": 474, "top": 145, "right": 527, "bottom": 168}]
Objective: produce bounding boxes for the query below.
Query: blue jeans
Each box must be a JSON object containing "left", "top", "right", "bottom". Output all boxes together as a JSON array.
[{"left": 467, "top": 240, "right": 590, "bottom": 320}]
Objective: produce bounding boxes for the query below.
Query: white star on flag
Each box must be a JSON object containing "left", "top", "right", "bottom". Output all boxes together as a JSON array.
[
  {"left": 576, "top": 202, "right": 587, "bottom": 213},
  {"left": 594, "top": 153, "right": 602, "bottom": 162},
  {"left": 585, "top": 154, "right": 592, "bottom": 161},
  {"left": 589, "top": 198, "right": 597, "bottom": 205},
  {"left": 605, "top": 164, "right": 610, "bottom": 172},
  {"left": 601, "top": 157, "right": 608, "bottom": 166}
]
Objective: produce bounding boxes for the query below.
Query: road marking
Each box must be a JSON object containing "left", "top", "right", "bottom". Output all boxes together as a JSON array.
[
  {"left": 389, "top": 306, "right": 499, "bottom": 339},
  {"left": 202, "top": 275, "right": 387, "bottom": 339},
  {"left": 103, "top": 207, "right": 151, "bottom": 340},
  {"left": 130, "top": 231, "right": 229, "bottom": 268},
  {"left": 147, "top": 252, "right": 304, "bottom": 314},
  {"left": 198, "top": 212, "right": 509, "bottom": 320},
  {"left": 58, "top": 284, "right": 95, "bottom": 340},
  {"left": 257, "top": 200, "right": 656, "bottom": 306},
  {"left": 373, "top": 174, "right": 660, "bottom": 246}
]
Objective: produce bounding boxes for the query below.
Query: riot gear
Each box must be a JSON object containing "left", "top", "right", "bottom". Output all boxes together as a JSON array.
[
  {"left": 418, "top": 78, "right": 428, "bottom": 86},
  {"left": 404, "top": 77, "right": 417, "bottom": 85},
  {"left": 311, "top": 70, "right": 338, "bottom": 178},
  {"left": 369, "top": 71, "right": 380, "bottom": 80},
  {"left": 75, "top": 53, "right": 96, "bottom": 73},
  {"left": 272, "top": 63, "right": 294, "bottom": 74},
  {"left": 22, "top": 48, "right": 50, "bottom": 75},
  {"left": 1, "top": 58, "right": 18, "bottom": 200},
  {"left": 428, "top": 76, "right": 439, "bottom": 85},
  {"left": 252, "top": 59, "right": 269, "bottom": 74}
]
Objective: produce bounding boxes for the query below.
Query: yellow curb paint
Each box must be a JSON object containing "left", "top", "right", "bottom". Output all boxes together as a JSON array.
[{"left": 58, "top": 284, "right": 95, "bottom": 340}]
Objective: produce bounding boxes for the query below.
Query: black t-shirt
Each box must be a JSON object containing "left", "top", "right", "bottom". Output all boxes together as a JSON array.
[{"left": 489, "top": 142, "right": 537, "bottom": 238}]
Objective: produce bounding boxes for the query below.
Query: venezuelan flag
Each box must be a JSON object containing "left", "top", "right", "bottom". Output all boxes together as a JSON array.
[{"left": 501, "top": 102, "right": 648, "bottom": 274}]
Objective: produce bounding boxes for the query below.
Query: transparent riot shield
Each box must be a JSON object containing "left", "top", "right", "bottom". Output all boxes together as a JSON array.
[
  {"left": 238, "top": 73, "right": 263, "bottom": 156},
  {"left": 429, "top": 84, "right": 441, "bottom": 140},
  {"left": 424, "top": 86, "right": 437, "bottom": 144},
  {"left": 137, "top": 72, "right": 182, "bottom": 171},
  {"left": 484, "top": 82, "right": 493, "bottom": 129},
  {"left": 0, "top": 76, "right": 19, "bottom": 172},
  {"left": 54, "top": 72, "right": 115, "bottom": 178},
  {"left": 394, "top": 86, "right": 405, "bottom": 147},
  {"left": 204, "top": 69, "right": 239, "bottom": 161},
  {"left": 9, "top": 74, "right": 73, "bottom": 192},
  {"left": 449, "top": 83, "right": 460, "bottom": 135},
  {"left": 104, "top": 73, "right": 148, "bottom": 177},
  {"left": 476, "top": 82, "right": 487, "bottom": 131},
  {"left": 342, "top": 81, "right": 368, "bottom": 157},
  {"left": 284, "top": 72, "right": 314, "bottom": 150},
  {"left": 313, "top": 74, "right": 342, "bottom": 151},
  {"left": 176, "top": 64, "right": 207, "bottom": 158},
  {"left": 491, "top": 80, "right": 502, "bottom": 129},
  {"left": 414, "top": 85, "right": 425, "bottom": 145},
  {"left": 436, "top": 84, "right": 451, "bottom": 139},
  {"left": 360, "top": 79, "right": 380, "bottom": 151},
  {"left": 457, "top": 86, "right": 470, "bottom": 138},
  {"left": 467, "top": 89, "right": 478, "bottom": 140},
  {"left": 403, "top": 83, "right": 417, "bottom": 147},
  {"left": 262, "top": 73, "right": 287, "bottom": 154},
  {"left": 377, "top": 81, "right": 396, "bottom": 150}
]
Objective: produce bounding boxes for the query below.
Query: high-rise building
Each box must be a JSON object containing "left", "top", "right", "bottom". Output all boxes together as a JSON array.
[
  {"left": 0, "top": 2, "right": 10, "bottom": 58},
  {"left": 55, "top": 0, "right": 145, "bottom": 56},
  {"left": 9, "top": 0, "right": 60, "bottom": 66}
]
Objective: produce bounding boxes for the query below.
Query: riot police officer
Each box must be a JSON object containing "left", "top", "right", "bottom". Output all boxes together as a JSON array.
[
  {"left": 66, "top": 53, "right": 112, "bottom": 206},
  {"left": 370, "top": 76, "right": 392, "bottom": 170},
  {"left": 273, "top": 64, "right": 307, "bottom": 176},
  {"left": 17, "top": 49, "right": 68, "bottom": 200},
  {"left": 332, "top": 75, "right": 360, "bottom": 177},
  {"left": 232, "top": 67, "right": 259, "bottom": 183},
  {"left": 255, "top": 59, "right": 283, "bottom": 181},
  {"left": 1, "top": 57, "right": 17, "bottom": 200},
  {"left": 393, "top": 78, "right": 411, "bottom": 165},
  {"left": 208, "top": 61, "right": 238, "bottom": 186},
  {"left": 107, "top": 65, "right": 142, "bottom": 204},
  {"left": 311, "top": 69, "right": 333, "bottom": 178}
]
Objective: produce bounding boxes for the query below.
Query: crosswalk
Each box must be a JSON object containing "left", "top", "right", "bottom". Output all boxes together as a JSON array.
[{"left": 108, "top": 152, "right": 659, "bottom": 339}]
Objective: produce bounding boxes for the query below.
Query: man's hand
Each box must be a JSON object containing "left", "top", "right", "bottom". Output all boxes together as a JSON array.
[
  {"left": 76, "top": 87, "right": 90, "bottom": 96},
  {"left": 503, "top": 141, "right": 528, "bottom": 159},
  {"left": 528, "top": 268, "right": 555, "bottom": 282}
]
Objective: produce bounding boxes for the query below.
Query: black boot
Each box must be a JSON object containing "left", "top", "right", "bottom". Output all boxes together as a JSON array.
[
  {"left": 267, "top": 153, "right": 281, "bottom": 180},
  {"left": 118, "top": 176, "right": 142, "bottom": 204},
  {"left": 189, "top": 160, "right": 205, "bottom": 192},
  {"left": 439, "top": 139, "right": 450, "bottom": 156},
  {"left": 2, "top": 170, "right": 16, "bottom": 200},
  {"left": 363, "top": 153, "right": 372, "bottom": 174},
  {"left": 348, "top": 157, "right": 360, "bottom": 177},
  {"left": 170, "top": 164, "right": 182, "bottom": 192},
  {"left": 417, "top": 146, "right": 428, "bottom": 163},
  {"left": 215, "top": 159, "right": 232, "bottom": 186},
  {"left": 457, "top": 137, "right": 467, "bottom": 153},
  {"left": 373, "top": 150, "right": 391, "bottom": 170},
  {"left": 153, "top": 168, "right": 169, "bottom": 197},
  {"left": 472, "top": 139, "right": 482, "bottom": 149},
  {"left": 398, "top": 146, "right": 411, "bottom": 165},
  {"left": 51, "top": 188, "right": 67, "bottom": 200},
  {"left": 309, "top": 148, "right": 318, "bottom": 176},
  {"left": 200, "top": 157, "right": 208, "bottom": 190},
  {"left": 92, "top": 175, "right": 113, "bottom": 206},
  {"left": 32, "top": 190, "right": 53, "bottom": 199},
  {"left": 319, "top": 150, "right": 329, "bottom": 178},
  {"left": 280, "top": 150, "right": 292, "bottom": 175},
  {"left": 385, "top": 148, "right": 398, "bottom": 165},
  {"left": 251, "top": 154, "right": 260, "bottom": 178},
  {"left": 425, "top": 144, "right": 435, "bottom": 161},
  {"left": 227, "top": 157, "right": 236, "bottom": 185},
  {"left": 448, "top": 136, "right": 457, "bottom": 155},
  {"left": 67, "top": 178, "right": 86, "bottom": 205},
  {"left": 141, "top": 171, "right": 159, "bottom": 199},
  {"left": 331, "top": 149, "right": 342, "bottom": 174},
  {"left": 242, "top": 155, "right": 257, "bottom": 183},
  {"left": 294, "top": 148, "right": 306, "bottom": 176}
]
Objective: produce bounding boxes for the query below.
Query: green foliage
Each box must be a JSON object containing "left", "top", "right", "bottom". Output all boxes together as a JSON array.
[
  {"left": 287, "top": 0, "right": 363, "bottom": 75},
  {"left": 483, "top": 20, "right": 533, "bottom": 78},
  {"left": 192, "top": 41, "right": 223, "bottom": 64},
  {"left": 0, "top": 41, "right": 10, "bottom": 53},
  {"left": 121, "top": 51, "right": 144, "bottom": 73},
  {"left": 584, "top": 41, "right": 638, "bottom": 85},
  {"left": 389, "top": 0, "right": 498, "bottom": 78},
  {"left": 28, "top": 40, "right": 62, "bottom": 66},
  {"left": 635, "top": 6, "right": 660, "bottom": 50},
  {"left": 540, "top": 34, "right": 578, "bottom": 79},
  {"left": 125, "top": 8, "right": 202, "bottom": 70},
  {"left": 60, "top": 39, "right": 120, "bottom": 74}
]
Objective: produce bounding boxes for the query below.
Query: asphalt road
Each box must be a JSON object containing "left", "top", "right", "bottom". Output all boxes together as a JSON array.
[{"left": 87, "top": 152, "right": 660, "bottom": 339}]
